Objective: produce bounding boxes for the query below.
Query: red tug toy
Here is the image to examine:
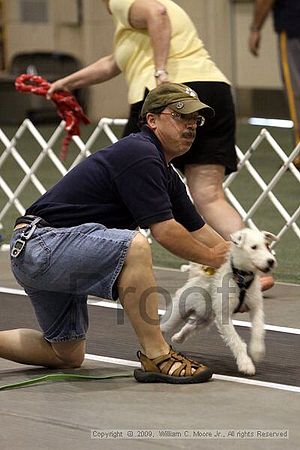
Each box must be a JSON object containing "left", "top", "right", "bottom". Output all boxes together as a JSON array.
[{"left": 15, "top": 74, "right": 90, "bottom": 161}]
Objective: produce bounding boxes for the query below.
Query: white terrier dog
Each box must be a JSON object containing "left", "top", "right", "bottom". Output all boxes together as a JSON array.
[{"left": 161, "top": 228, "right": 277, "bottom": 375}]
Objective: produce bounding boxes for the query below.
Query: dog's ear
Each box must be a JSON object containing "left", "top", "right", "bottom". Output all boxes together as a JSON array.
[
  {"left": 262, "top": 231, "right": 278, "bottom": 244},
  {"left": 230, "top": 230, "right": 246, "bottom": 247}
]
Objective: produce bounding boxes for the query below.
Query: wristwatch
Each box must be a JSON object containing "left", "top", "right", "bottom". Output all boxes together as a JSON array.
[{"left": 154, "top": 69, "right": 168, "bottom": 78}]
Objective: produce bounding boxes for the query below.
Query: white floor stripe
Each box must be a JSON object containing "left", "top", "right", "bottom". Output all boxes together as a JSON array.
[
  {"left": 85, "top": 353, "right": 139, "bottom": 368},
  {"left": 153, "top": 265, "right": 184, "bottom": 273},
  {"left": 1, "top": 286, "right": 299, "bottom": 335},
  {"left": 87, "top": 298, "right": 121, "bottom": 309},
  {"left": 84, "top": 353, "right": 300, "bottom": 393},
  {"left": 232, "top": 320, "right": 300, "bottom": 335},
  {"left": 212, "top": 374, "right": 300, "bottom": 393},
  {"left": 87, "top": 298, "right": 167, "bottom": 316},
  {"left": 0, "top": 287, "right": 27, "bottom": 296}
]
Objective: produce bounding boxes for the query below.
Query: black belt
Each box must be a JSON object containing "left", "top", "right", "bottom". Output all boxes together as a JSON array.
[{"left": 14, "top": 215, "right": 50, "bottom": 228}]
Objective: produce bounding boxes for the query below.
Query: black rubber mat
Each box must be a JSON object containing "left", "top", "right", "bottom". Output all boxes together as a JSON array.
[{"left": 0, "top": 293, "right": 299, "bottom": 387}]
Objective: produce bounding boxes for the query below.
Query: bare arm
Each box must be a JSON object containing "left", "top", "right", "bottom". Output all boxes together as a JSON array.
[
  {"left": 191, "top": 224, "right": 226, "bottom": 247},
  {"left": 129, "top": 0, "right": 171, "bottom": 84},
  {"left": 47, "top": 54, "right": 121, "bottom": 98},
  {"left": 249, "top": 0, "right": 275, "bottom": 56},
  {"left": 150, "top": 220, "right": 229, "bottom": 268}
]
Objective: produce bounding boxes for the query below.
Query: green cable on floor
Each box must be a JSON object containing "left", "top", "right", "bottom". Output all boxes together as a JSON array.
[{"left": 0, "top": 372, "right": 133, "bottom": 391}]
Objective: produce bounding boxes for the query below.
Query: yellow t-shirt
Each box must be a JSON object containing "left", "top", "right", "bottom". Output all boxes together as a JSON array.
[{"left": 109, "top": 0, "right": 229, "bottom": 104}]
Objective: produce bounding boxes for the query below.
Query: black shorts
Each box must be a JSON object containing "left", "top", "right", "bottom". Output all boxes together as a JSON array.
[{"left": 123, "top": 81, "right": 237, "bottom": 175}]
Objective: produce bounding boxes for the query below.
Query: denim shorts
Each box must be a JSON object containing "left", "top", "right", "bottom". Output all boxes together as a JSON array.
[{"left": 10, "top": 223, "right": 137, "bottom": 342}]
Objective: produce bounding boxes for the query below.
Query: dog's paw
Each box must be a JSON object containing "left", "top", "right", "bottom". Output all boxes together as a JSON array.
[
  {"left": 237, "top": 357, "right": 256, "bottom": 376},
  {"left": 171, "top": 332, "right": 184, "bottom": 344},
  {"left": 249, "top": 342, "right": 265, "bottom": 362}
]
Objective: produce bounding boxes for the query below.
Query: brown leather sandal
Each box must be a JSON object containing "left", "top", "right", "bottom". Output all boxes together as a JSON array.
[{"left": 134, "top": 347, "right": 213, "bottom": 384}]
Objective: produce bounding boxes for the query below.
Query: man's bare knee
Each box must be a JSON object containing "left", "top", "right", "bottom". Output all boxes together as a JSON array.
[
  {"left": 126, "top": 233, "right": 152, "bottom": 266},
  {"left": 60, "top": 355, "right": 84, "bottom": 369},
  {"left": 51, "top": 340, "right": 85, "bottom": 368},
  {"left": 52, "top": 352, "right": 84, "bottom": 369}
]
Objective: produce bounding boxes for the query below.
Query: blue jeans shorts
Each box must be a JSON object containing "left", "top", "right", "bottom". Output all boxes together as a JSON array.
[{"left": 10, "top": 223, "right": 137, "bottom": 343}]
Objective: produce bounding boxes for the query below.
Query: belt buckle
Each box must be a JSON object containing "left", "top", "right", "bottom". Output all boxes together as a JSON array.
[{"left": 11, "top": 238, "right": 26, "bottom": 258}]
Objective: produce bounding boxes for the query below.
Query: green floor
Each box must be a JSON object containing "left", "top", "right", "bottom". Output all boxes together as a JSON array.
[{"left": 0, "top": 121, "right": 299, "bottom": 283}]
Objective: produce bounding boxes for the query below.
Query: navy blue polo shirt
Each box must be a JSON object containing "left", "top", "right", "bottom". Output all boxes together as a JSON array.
[
  {"left": 273, "top": 0, "right": 300, "bottom": 38},
  {"left": 26, "top": 126, "right": 204, "bottom": 231}
]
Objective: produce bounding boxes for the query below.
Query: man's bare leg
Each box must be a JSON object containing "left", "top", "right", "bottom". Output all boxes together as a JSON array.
[
  {"left": 0, "top": 328, "right": 85, "bottom": 368},
  {"left": 117, "top": 233, "right": 170, "bottom": 360}
]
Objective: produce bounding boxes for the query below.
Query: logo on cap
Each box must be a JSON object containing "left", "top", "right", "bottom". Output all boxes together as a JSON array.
[
  {"left": 175, "top": 102, "right": 184, "bottom": 109},
  {"left": 185, "top": 87, "right": 197, "bottom": 98}
]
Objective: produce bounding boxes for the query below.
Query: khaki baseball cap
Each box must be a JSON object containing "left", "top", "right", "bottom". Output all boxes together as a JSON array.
[{"left": 141, "top": 82, "right": 215, "bottom": 118}]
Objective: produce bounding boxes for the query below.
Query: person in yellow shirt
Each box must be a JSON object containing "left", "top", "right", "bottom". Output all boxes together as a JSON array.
[{"left": 47, "top": 0, "right": 273, "bottom": 291}]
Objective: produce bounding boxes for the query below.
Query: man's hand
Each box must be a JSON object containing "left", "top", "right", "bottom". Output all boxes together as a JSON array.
[
  {"left": 210, "top": 241, "right": 230, "bottom": 268},
  {"left": 249, "top": 30, "right": 261, "bottom": 56},
  {"left": 248, "top": 0, "right": 275, "bottom": 56}
]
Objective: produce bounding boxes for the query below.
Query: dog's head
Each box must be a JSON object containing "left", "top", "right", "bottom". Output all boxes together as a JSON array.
[{"left": 230, "top": 228, "right": 277, "bottom": 273}]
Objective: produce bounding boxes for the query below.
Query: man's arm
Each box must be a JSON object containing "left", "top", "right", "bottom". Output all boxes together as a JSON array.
[
  {"left": 150, "top": 220, "right": 229, "bottom": 268},
  {"left": 47, "top": 54, "right": 121, "bottom": 98},
  {"left": 249, "top": 0, "right": 275, "bottom": 56},
  {"left": 191, "top": 223, "right": 227, "bottom": 247},
  {"left": 129, "top": 0, "right": 171, "bottom": 84}
]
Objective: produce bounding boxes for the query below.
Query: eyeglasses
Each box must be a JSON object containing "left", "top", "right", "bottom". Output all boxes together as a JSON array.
[{"left": 160, "top": 111, "right": 205, "bottom": 127}]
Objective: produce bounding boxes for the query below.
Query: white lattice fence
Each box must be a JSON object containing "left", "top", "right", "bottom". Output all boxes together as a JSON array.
[
  {"left": 0, "top": 119, "right": 299, "bottom": 251},
  {"left": 225, "top": 128, "right": 300, "bottom": 244}
]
